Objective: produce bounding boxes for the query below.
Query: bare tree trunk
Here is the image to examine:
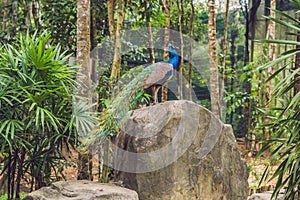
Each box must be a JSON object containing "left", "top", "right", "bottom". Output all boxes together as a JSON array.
[
  {"left": 2, "top": 0, "right": 9, "bottom": 32},
  {"left": 239, "top": 0, "right": 251, "bottom": 141},
  {"left": 264, "top": 0, "right": 276, "bottom": 152},
  {"left": 145, "top": 1, "right": 155, "bottom": 64},
  {"left": 107, "top": 0, "right": 115, "bottom": 46},
  {"left": 208, "top": 0, "right": 221, "bottom": 119},
  {"left": 145, "top": 1, "right": 157, "bottom": 103},
  {"left": 229, "top": 29, "right": 237, "bottom": 124},
  {"left": 32, "top": 0, "right": 41, "bottom": 28},
  {"left": 76, "top": 0, "right": 92, "bottom": 180},
  {"left": 220, "top": 0, "right": 230, "bottom": 120},
  {"left": 180, "top": 0, "right": 184, "bottom": 29},
  {"left": 188, "top": 0, "right": 194, "bottom": 101},
  {"left": 24, "top": 1, "right": 32, "bottom": 28},
  {"left": 110, "top": 0, "right": 124, "bottom": 80},
  {"left": 160, "top": 0, "right": 171, "bottom": 102},
  {"left": 176, "top": 0, "right": 184, "bottom": 100},
  {"left": 11, "top": 0, "right": 18, "bottom": 37},
  {"left": 266, "top": 0, "right": 276, "bottom": 80},
  {"left": 266, "top": 3, "right": 276, "bottom": 96}
]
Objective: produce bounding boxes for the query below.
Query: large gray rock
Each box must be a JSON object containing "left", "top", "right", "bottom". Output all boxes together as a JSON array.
[
  {"left": 23, "top": 180, "right": 139, "bottom": 200},
  {"left": 248, "top": 191, "right": 284, "bottom": 200},
  {"left": 114, "top": 100, "right": 249, "bottom": 200}
]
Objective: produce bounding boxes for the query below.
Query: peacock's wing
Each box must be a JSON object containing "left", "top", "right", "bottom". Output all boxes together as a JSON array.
[{"left": 143, "top": 62, "right": 173, "bottom": 89}]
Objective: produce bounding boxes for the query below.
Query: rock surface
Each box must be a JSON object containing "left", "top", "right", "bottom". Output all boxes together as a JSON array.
[
  {"left": 114, "top": 100, "right": 249, "bottom": 200},
  {"left": 23, "top": 180, "right": 139, "bottom": 200},
  {"left": 248, "top": 191, "right": 284, "bottom": 200}
]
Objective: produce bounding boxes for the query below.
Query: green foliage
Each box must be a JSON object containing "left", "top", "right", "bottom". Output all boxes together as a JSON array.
[
  {"left": 256, "top": 1, "right": 300, "bottom": 199},
  {"left": 0, "top": 193, "right": 27, "bottom": 200},
  {"left": 0, "top": 0, "right": 77, "bottom": 54},
  {"left": 41, "top": 0, "right": 77, "bottom": 54},
  {"left": 224, "top": 59, "right": 263, "bottom": 137},
  {"left": 0, "top": 31, "right": 78, "bottom": 198}
]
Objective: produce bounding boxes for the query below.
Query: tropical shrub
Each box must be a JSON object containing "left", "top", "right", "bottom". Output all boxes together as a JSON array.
[
  {"left": 258, "top": 1, "right": 300, "bottom": 199},
  {"left": 0, "top": 32, "right": 78, "bottom": 199}
]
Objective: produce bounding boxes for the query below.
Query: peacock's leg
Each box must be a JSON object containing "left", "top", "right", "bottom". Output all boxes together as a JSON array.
[{"left": 153, "top": 86, "right": 161, "bottom": 104}]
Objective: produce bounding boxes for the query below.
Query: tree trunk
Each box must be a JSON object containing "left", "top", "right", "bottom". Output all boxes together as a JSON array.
[
  {"left": 266, "top": 0, "right": 276, "bottom": 103},
  {"left": 76, "top": 0, "right": 92, "bottom": 180},
  {"left": 107, "top": 0, "right": 115, "bottom": 46},
  {"left": 12, "top": 0, "right": 18, "bottom": 37},
  {"left": 220, "top": 0, "right": 230, "bottom": 120},
  {"left": 263, "top": 0, "right": 276, "bottom": 152},
  {"left": 32, "top": 0, "right": 41, "bottom": 28},
  {"left": 24, "top": 1, "right": 32, "bottom": 28},
  {"left": 176, "top": 0, "right": 184, "bottom": 100},
  {"left": 229, "top": 30, "right": 237, "bottom": 124},
  {"left": 208, "top": 0, "right": 221, "bottom": 119},
  {"left": 188, "top": 0, "right": 194, "bottom": 101},
  {"left": 110, "top": 0, "right": 124, "bottom": 80},
  {"left": 240, "top": 0, "right": 251, "bottom": 139},
  {"left": 160, "top": 0, "right": 171, "bottom": 103},
  {"left": 2, "top": 0, "right": 9, "bottom": 32},
  {"left": 249, "top": 7, "right": 259, "bottom": 153},
  {"left": 145, "top": 2, "right": 155, "bottom": 64}
]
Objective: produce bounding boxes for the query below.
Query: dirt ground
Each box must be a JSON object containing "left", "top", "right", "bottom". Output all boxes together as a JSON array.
[
  {"left": 61, "top": 139, "right": 279, "bottom": 196},
  {"left": 237, "top": 138, "right": 280, "bottom": 195},
  {"left": 1, "top": 139, "right": 279, "bottom": 195}
]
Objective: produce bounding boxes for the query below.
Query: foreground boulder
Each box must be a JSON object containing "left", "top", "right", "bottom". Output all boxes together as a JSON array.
[
  {"left": 113, "top": 100, "right": 249, "bottom": 200},
  {"left": 23, "top": 180, "right": 139, "bottom": 200},
  {"left": 248, "top": 191, "right": 284, "bottom": 200}
]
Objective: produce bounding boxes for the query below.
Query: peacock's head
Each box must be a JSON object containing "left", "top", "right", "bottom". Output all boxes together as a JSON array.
[{"left": 166, "top": 44, "right": 179, "bottom": 69}]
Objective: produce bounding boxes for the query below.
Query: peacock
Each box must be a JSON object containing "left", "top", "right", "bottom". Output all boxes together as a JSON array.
[
  {"left": 81, "top": 45, "right": 179, "bottom": 148},
  {"left": 143, "top": 45, "right": 179, "bottom": 103}
]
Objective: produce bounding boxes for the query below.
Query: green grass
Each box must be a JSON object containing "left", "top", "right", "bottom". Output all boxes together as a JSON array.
[{"left": 0, "top": 194, "right": 27, "bottom": 200}]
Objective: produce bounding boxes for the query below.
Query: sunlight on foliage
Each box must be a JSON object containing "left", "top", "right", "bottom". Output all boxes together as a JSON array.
[{"left": 257, "top": 0, "right": 300, "bottom": 199}]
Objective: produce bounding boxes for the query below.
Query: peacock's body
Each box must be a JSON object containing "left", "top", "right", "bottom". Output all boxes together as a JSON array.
[
  {"left": 144, "top": 46, "right": 179, "bottom": 103},
  {"left": 81, "top": 45, "right": 179, "bottom": 147}
]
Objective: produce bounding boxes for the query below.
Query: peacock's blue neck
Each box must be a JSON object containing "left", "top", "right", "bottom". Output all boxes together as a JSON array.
[{"left": 166, "top": 50, "right": 179, "bottom": 70}]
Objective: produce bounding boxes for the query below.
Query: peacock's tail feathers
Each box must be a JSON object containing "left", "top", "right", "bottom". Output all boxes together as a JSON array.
[{"left": 81, "top": 64, "right": 155, "bottom": 148}]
